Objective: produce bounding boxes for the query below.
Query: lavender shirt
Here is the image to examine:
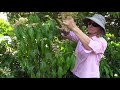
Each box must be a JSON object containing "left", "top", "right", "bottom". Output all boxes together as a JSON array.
[{"left": 62, "top": 31, "right": 107, "bottom": 78}]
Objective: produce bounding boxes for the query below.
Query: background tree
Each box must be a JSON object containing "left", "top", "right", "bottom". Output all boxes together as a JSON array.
[{"left": 0, "top": 12, "right": 119, "bottom": 78}]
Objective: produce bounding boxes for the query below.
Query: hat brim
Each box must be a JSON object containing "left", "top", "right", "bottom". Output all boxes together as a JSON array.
[{"left": 83, "top": 17, "right": 106, "bottom": 34}]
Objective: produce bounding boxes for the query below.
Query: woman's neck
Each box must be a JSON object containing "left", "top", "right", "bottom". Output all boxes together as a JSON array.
[{"left": 88, "top": 33, "right": 97, "bottom": 38}]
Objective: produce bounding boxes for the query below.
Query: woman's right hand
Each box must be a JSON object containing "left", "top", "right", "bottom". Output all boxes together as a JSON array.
[
  {"left": 58, "top": 26, "right": 70, "bottom": 36},
  {"left": 57, "top": 19, "right": 70, "bottom": 36}
]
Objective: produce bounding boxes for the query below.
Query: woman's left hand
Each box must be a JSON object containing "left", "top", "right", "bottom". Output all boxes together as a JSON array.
[{"left": 62, "top": 16, "right": 77, "bottom": 31}]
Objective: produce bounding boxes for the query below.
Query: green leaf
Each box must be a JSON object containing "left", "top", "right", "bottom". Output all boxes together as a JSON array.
[
  {"left": 104, "top": 66, "right": 110, "bottom": 78},
  {"left": 34, "top": 15, "right": 40, "bottom": 22},
  {"left": 28, "top": 27, "right": 34, "bottom": 39},
  {"left": 36, "top": 71, "right": 41, "bottom": 78},
  {"left": 40, "top": 61, "right": 47, "bottom": 72},
  {"left": 70, "top": 54, "right": 75, "bottom": 70},
  {"left": 58, "top": 66, "right": 63, "bottom": 78},
  {"left": 0, "top": 34, "right": 4, "bottom": 36},
  {"left": 41, "top": 40, "right": 44, "bottom": 54},
  {"left": 15, "top": 28, "right": 21, "bottom": 40},
  {"left": 51, "top": 69, "right": 56, "bottom": 78}
]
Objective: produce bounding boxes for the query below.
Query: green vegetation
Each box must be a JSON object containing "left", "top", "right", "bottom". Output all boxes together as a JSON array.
[{"left": 0, "top": 12, "right": 120, "bottom": 78}]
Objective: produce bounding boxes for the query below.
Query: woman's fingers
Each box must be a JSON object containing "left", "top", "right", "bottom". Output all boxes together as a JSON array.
[
  {"left": 57, "top": 19, "right": 63, "bottom": 26},
  {"left": 62, "top": 17, "right": 77, "bottom": 30},
  {"left": 57, "top": 17, "right": 76, "bottom": 32},
  {"left": 63, "top": 21, "right": 68, "bottom": 25},
  {"left": 57, "top": 26, "right": 65, "bottom": 33},
  {"left": 58, "top": 27, "right": 64, "bottom": 31}
]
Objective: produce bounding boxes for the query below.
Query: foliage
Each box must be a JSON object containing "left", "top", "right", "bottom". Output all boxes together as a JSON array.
[
  {"left": 14, "top": 14, "right": 76, "bottom": 78},
  {"left": 0, "top": 12, "right": 120, "bottom": 78},
  {"left": 100, "top": 33, "right": 120, "bottom": 78},
  {"left": 0, "top": 18, "right": 14, "bottom": 36},
  {"left": 0, "top": 39, "right": 16, "bottom": 78}
]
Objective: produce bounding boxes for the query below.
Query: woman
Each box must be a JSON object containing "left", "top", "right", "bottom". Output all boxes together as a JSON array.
[{"left": 60, "top": 14, "right": 107, "bottom": 78}]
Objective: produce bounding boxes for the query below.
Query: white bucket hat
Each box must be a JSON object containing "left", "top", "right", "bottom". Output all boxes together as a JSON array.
[{"left": 83, "top": 14, "right": 106, "bottom": 34}]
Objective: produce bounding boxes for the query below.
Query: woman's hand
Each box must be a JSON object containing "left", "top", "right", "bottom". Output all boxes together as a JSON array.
[
  {"left": 58, "top": 26, "right": 70, "bottom": 36},
  {"left": 62, "top": 16, "right": 92, "bottom": 50},
  {"left": 57, "top": 19, "right": 70, "bottom": 36},
  {"left": 62, "top": 16, "right": 77, "bottom": 31}
]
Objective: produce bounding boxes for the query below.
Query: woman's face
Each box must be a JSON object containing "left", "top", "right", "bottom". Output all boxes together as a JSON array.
[{"left": 87, "top": 20, "right": 101, "bottom": 35}]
